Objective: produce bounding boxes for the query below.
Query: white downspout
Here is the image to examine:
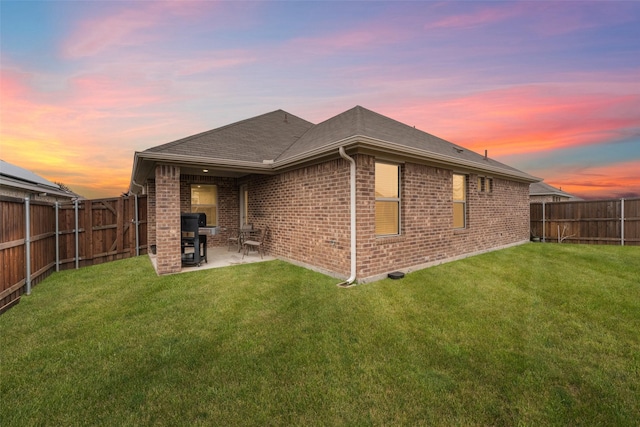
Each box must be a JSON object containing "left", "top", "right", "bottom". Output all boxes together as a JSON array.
[
  {"left": 338, "top": 147, "right": 356, "bottom": 286},
  {"left": 130, "top": 179, "right": 145, "bottom": 194}
]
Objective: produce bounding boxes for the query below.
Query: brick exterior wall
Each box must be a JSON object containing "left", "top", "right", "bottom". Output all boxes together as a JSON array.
[
  {"left": 154, "top": 165, "right": 181, "bottom": 274},
  {"left": 147, "top": 154, "right": 530, "bottom": 280},
  {"left": 355, "top": 155, "right": 530, "bottom": 280},
  {"left": 179, "top": 175, "right": 238, "bottom": 247},
  {"left": 247, "top": 159, "right": 352, "bottom": 277},
  {"left": 244, "top": 154, "right": 529, "bottom": 281},
  {"left": 147, "top": 178, "right": 156, "bottom": 247}
]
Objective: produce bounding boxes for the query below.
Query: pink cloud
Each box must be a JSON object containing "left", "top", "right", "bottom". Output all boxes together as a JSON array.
[
  {"left": 423, "top": 2, "right": 635, "bottom": 36},
  {"left": 61, "top": 2, "right": 220, "bottom": 58},
  {"left": 543, "top": 160, "right": 640, "bottom": 199},
  {"left": 525, "top": 2, "right": 637, "bottom": 37},
  {"left": 62, "top": 7, "right": 158, "bottom": 58},
  {"left": 0, "top": 66, "right": 186, "bottom": 198},
  {"left": 388, "top": 83, "right": 640, "bottom": 158},
  {"left": 283, "top": 20, "right": 410, "bottom": 59},
  {"left": 67, "top": 72, "right": 173, "bottom": 108},
  {"left": 172, "top": 52, "right": 256, "bottom": 76},
  {"left": 296, "top": 30, "right": 380, "bottom": 51},
  {"left": 424, "top": 4, "right": 520, "bottom": 30},
  {"left": 0, "top": 68, "right": 31, "bottom": 99}
]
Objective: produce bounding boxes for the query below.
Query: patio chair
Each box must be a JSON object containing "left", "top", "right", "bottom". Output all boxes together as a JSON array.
[
  {"left": 242, "top": 228, "right": 264, "bottom": 259},
  {"left": 228, "top": 224, "right": 252, "bottom": 251}
]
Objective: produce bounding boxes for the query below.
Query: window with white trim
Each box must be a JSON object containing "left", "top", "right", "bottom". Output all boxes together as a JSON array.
[
  {"left": 191, "top": 184, "right": 217, "bottom": 226},
  {"left": 375, "top": 162, "right": 400, "bottom": 236},
  {"left": 453, "top": 174, "right": 466, "bottom": 229}
]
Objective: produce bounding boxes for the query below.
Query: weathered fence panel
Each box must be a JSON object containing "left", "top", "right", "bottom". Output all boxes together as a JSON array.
[
  {"left": 0, "top": 197, "right": 26, "bottom": 310},
  {"left": 1, "top": 195, "right": 147, "bottom": 313},
  {"left": 29, "top": 201, "right": 57, "bottom": 290},
  {"left": 531, "top": 198, "right": 640, "bottom": 246},
  {"left": 625, "top": 198, "right": 640, "bottom": 245}
]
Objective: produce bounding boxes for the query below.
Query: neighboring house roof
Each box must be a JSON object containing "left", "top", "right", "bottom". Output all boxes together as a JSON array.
[
  {"left": 530, "top": 181, "right": 580, "bottom": 200},
  {"left": 0, "top": 159, "right": 78, "bottom": 199},
  {"left": 131, "top": 106, "right": 539, "bottom": 189}
]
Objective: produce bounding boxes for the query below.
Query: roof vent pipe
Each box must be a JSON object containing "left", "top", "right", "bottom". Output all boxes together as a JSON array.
[{"left": 338, "top": 147, "right": 356, "bottom": 287}]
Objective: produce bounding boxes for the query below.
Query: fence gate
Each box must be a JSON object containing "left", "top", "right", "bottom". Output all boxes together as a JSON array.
[{"left": 1, "top": 195, "right": 147, "bottom": 313}]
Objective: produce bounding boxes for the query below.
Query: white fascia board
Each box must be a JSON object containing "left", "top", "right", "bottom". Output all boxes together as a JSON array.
[
  {"left": 130, "top": 134, "right": 540, "bottom": 191},
  {"left": 138, "top": 151, "right": 274, "bottom": 170},
  {"left": 129, "top": 151, "right": 275, "bottom": 193},
  {"left": 272, "top": 136, "right": 541, "bottom": 183},
  {"left": 0, "top": 176, "right": 75, "bottom": 198}
]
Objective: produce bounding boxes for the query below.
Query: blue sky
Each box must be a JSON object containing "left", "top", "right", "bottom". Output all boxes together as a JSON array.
[{"left": 1, "top": 0, "right": 639, "bottom": 199}]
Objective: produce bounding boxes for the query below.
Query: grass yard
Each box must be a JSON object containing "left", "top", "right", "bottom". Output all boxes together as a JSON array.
[{"left": 1, "top": 243, "right": 639, "bottom": 426}]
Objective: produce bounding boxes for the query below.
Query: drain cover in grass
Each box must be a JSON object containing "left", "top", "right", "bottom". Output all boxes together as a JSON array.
[{"left": 388, "top": 271, "right": 405, "bottom": 280}]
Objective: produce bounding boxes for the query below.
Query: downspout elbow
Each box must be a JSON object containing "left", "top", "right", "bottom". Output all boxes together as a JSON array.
[
  {"left": 129, "top": 179, "right": 144, "bottom": 195},
  {"left": 338, "top": 147, "right": 357, "bottom": 287}
]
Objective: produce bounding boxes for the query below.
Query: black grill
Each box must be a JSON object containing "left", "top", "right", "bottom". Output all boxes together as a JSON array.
[{"left": 181, "top": 213, "right": 206, "bottom": 266}]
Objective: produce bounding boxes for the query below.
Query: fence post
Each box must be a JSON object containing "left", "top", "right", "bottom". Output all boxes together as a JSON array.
[
  {"left": 25, "top": 196, "right": 32, "bottom": 295},
  {"left": 621, "top": 198, "right": 625, "bottom": 246},
  {"left": 55, "top": 202, "right": 60, "bottom": 272},
  {"left": 75, "top": 199, "right": 79, "bottom": 269},
  {"left": 542, "top": 202, "right": 546, "bottom": 243},
  {"left": 134, "top": 194, "right": 140, "bottom": 256}
]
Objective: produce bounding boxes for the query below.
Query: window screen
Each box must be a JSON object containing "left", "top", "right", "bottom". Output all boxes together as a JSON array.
[
  {"left": 453, "top": 174, "right": 466, "bottom": 228},
  {"left": 191, "top": 184, "right": 217, "bottom": 226},
  {"left": 375, "top": 162, "right": 400, "bottom": 235}
]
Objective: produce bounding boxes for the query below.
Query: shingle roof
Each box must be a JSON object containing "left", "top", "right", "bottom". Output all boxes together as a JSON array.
[
  {"left": 277, "top": 106, "right": 526, "bottom": 175},
  {"left": 0, "top": 159, "right": 77, "bottom": 198},
  {"left": 134, "top": 105, "right": 538, "bottom": 184},
  {"left": 530, "top": 181, "right": 578, "bottom": 199},
  {"left": 1, "top": 159, "right": 58, "bottom": 187},
  {"left": 147, "top": 110, "right": 313, "bottom": 163}
]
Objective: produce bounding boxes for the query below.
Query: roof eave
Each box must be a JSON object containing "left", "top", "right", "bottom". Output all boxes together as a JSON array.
[
  {"left": 129, "top": 151, "right": 276, "bottom": 193},
  {"left": 129, "top": 134, "right": 540, "bottom": 193},
  {"left": 273, "top": 135, "right": 541, "bottom": 183},
  {"left": 0, "top": 176, "right": 77, "bottom": 199},
  {"left": 531, "top": 192, "right": 572, "bottom": 197}
]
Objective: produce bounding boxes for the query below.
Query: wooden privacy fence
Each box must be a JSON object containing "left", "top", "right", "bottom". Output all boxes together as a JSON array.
[
  {"left": 530, "top": 198, "right": 640, "bottom": 246},
  {"left": 1, "top": 195, "right": 147, "bottom": 312}
]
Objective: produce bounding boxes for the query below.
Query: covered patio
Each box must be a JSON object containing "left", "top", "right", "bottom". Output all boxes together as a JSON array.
[
  {"left": 148, "top": 246, "right": 276, "bottom": 275},
  {"left": 142, "top": 162, "right": 271, "bottom": 275}
]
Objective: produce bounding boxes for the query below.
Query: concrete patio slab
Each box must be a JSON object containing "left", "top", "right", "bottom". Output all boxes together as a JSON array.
[{"left": 148, "top": 246, "right": 276, "bottom": 275}]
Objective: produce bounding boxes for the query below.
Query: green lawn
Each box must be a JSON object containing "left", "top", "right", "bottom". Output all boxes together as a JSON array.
[{"left": 1, "top": 243, "right": 639, "bottom": 426}]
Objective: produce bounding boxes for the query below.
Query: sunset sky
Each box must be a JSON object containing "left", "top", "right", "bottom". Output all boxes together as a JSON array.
[{"left": 1, "top": 1, "right": 639, "bottom": 200}]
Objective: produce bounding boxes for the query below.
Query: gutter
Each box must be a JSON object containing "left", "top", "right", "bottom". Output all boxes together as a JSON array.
[
  {"left": 134, "top": 151, "right": 275, "bottom": 173},
  {"left": 130, "top": 133, "right": 539, "bottom": 195},
  {"left": 129, "top": 151, "right": 278, "bottom": 194},
  {"left": 0, "top": 176, "right": 77, "bottom": 199},
  {"left": 338, "top": 147, "right": 356, "bottom": 287},
  {"left": 270, "top": 135, "right": 540, "bottom": 183},
  {"left": 129, "top": 178, "right": 144, "bottom": 195}
]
